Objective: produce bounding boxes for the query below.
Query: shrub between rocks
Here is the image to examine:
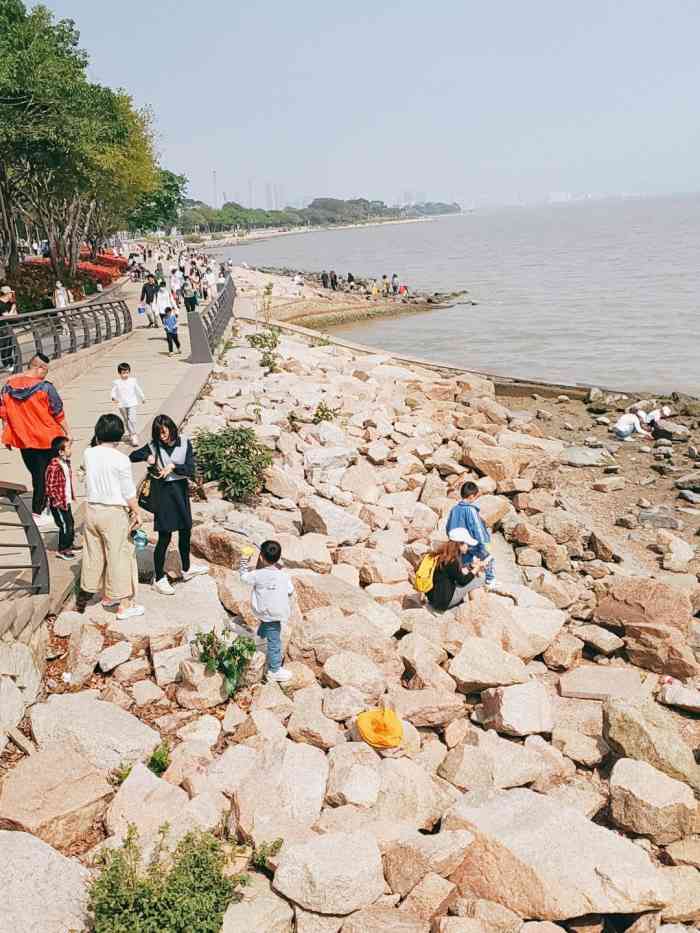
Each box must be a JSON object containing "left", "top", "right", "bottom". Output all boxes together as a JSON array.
[
  {"left": 88, "top": 826, "right": 246, "bottom": 933},
  {"left": 193, "top": 426, "right": 273, "bottom": 501}
]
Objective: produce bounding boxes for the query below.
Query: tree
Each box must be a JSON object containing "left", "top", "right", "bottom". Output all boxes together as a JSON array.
[{"left": 128, "top": 168, "right": 187, "bottom": 233}]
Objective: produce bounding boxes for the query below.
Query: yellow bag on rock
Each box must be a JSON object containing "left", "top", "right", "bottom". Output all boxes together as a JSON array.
[{"left": 356, "top": 708, "right": 403, "bottom": 749}]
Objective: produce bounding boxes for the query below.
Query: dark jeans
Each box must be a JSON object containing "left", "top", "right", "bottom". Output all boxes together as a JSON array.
[
  {"left": 184, "top": 297, "right": 197, "bottom": 313},
  {"left": 166, "top": 331, "right": 180, "bottom": 352},
  {"left": 154, "top": 528, "right": 191, "bottom": 580},
  {"left": 20, "top": 447, "right": 53, "bottom": 514},
  {"left": 50, "top": 505, "right": 75, "bottom": 551}
]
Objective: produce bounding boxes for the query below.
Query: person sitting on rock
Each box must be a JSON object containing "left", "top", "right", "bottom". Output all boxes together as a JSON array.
[
  {"left": 613, "top": 409, "right": 652, "bottom": 442},
  {"left": 426, "top": 528, "right": 487, "bottom": 611},
  {"left": 446, "top": 481, "right": 497, "bottom": 589}
]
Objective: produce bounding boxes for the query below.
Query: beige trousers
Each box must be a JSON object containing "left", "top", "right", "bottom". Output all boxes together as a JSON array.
[{"left": 81, "top": 504, "right": 138, "bottom": 600}]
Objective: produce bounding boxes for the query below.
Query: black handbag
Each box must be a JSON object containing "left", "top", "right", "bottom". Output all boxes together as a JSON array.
[{"left": 138, "top": 448, "right": 162, "bottom": 513}]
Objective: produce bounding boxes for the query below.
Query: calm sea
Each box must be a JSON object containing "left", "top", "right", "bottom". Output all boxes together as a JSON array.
[{"left": 221, "top": 194, "right": 700, "bottom": 394}]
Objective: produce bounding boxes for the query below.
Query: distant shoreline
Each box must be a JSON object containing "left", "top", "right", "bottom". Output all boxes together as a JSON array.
[{"left": 202, "top": 214, "right": 440, "bottom": 250}]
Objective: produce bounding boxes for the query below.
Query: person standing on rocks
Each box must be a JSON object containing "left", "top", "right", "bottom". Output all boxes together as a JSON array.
[
  {"left": 0, "top": 352, "right": 70, "bottom": 526},
  {"left": 129, "top": 414, "right": 208, "bottom": 595},
  {"left": 391, "top": 272, "right": 399, "bottom": 295},
  {"left": 77, "top": 413, "right": 143, "bottom": 620},
  {"left": 329, "top": 270, "right": 338, "bottom": 291},
  {"left": 446, "top": 481, "right": 497, "bottom": 589},
  {"left": 239, "top": 539, "right": 294, "bottom": 684},
  {"left": 320, "top": 270, "right": 329, "bottom": 289}
]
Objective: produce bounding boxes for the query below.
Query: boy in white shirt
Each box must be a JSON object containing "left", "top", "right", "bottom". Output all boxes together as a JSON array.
[
  {"left": 111, "top": 362, "right": 145, "bottom": 447},
  {"left": 239, "top": 539, "right": 294, "bottom": 683},
  {"left": 613, "top": 410, "right": 653, "bottom": 441}
]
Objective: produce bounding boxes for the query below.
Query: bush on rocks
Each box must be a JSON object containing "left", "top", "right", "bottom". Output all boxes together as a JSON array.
[
  {"left": 193, "top": 426, "right": 273, "bottom": 501},
  {"left": 88, "top": 826, "right": 247, "bottom": 933}
]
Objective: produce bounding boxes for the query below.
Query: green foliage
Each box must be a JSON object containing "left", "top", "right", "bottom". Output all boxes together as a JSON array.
[
  {"left": 251, "top": 838, "right": 283, "bottom": 871},
  {"left": 312, "top": 401, "right": 338, "bottom": 424},
  {"left": 147, "top": 743, "right": 171, "bottom": 777},
  {"left": 88, "top": 825, "right": 246, "bottom": 933},
  {"left": 112, "top": 761, "right": 133, "bottom": 786},
  {"left": 193, "top": 627, "right": 257, "bottom": 697},
  {"left": 128, "top": 168, "right": 187, "bottom": 234},
  {"left": 245, "top": 328, "right": 279, "bottom": 352},
  {"left": 193, "top": 425, "right": 273, "bottom": 501},
  {"left": 246, "top": 328, "right": 279, "bottom": 374}
]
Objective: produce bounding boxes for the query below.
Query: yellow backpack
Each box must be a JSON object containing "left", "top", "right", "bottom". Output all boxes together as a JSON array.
[{"left": 414, "top": 553, "right": 438, "bottom": 593}]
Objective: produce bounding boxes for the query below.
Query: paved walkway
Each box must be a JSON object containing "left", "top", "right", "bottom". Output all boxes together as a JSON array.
[{"left": 0, "top": 278, "right": 213, "bottom": 610}]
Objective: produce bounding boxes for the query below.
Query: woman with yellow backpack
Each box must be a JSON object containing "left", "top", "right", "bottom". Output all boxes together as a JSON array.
[{"left": 416, "top": 527, "right": 488, "bottom": 611}]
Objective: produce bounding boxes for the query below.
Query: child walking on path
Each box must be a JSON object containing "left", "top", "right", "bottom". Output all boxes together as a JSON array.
[
  {"left": 163, "top": 307, "right": 181, "bottom": 355},
  {"left": 111, "top": 362, "right": 145, "bottom": 447},
  {"left": 45, "top": 435, "right": 77, "bottom": 559},
  {"left": 446, "top": 480, "right": 497, "bottom": 588},
  {"left": 239, "top": 540, "right": 294, "bottom": 683}
]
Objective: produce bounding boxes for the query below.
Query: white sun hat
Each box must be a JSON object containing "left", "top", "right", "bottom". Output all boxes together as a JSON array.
[{"left": 448, "top": 527, "right": 478, "bottom": 546}]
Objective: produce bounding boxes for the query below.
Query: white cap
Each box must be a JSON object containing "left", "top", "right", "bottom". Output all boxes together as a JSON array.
[{"left": 448, "top": 527, "right": 478, "bottom": 546}]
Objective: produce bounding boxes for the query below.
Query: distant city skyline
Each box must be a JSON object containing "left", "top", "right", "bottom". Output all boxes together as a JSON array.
[{"left": 44, "top": 0, "right": 700, "bottom": 208}]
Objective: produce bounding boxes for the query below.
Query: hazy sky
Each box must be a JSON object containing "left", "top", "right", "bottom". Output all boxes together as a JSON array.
[{"left": 44, "top": 0, "right": 700, "bottom": 208}]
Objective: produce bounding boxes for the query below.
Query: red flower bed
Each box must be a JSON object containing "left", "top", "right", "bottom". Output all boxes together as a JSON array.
[
  {"left": 77, "top": 261, "right": 122, "bottom": 285},
  {"left": 96, "top": 253, "right": 129, "bottom": 271}
]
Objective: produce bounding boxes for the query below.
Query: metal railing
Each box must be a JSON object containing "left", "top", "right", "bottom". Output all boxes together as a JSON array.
[
  {"left": 187, "top": 275, "right": 236, "bottom": 363},
  {"left": 0, "top": 297, "right": 132, "bottom": 374},
  {"left": 0, "top": 481, "right": 49, "bottom": 596}
]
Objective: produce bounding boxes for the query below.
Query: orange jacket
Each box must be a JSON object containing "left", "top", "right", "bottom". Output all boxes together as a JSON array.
[{"left": 0, "top": 375, "right": 66, "bottom": 450}]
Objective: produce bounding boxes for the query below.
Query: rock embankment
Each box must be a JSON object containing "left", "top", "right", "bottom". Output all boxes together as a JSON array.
[{"left": 2, "top": 322, "right": 700, "bottom": 932}]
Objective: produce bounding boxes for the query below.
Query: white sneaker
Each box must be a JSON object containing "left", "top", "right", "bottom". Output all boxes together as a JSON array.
[
  {"left": 182, "top": 564, "right": 209, "bottom": 581},
  {"left": 116, "top": 605, "right": 145, "bottom": 621},
  {"left": 154, "top": 577, "right": 176, "bottom": 596},
  {"left": 484, "top": 580, "right": 500, "bottom": 591},
  {"left": 267, "top": 667, "right": 292, "bottom": 683}
]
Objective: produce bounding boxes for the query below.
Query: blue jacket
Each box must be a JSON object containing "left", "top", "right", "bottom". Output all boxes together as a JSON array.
[
  {"left": 446, "top": 500, "right": 490, "bottom": 560},
  {"left": 163, "top": 313, "right": 178, "bottom": 334}
]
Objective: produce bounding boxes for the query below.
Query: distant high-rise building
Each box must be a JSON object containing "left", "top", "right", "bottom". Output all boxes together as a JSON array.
[
  {"left": 248, "top": 178, "right": 254, "bottom": 209},
  {"left": 266, "top": 184, "right": 273, "bottom": 211},
  {"left": 416, "top": 191, "right": 426, "bottom": 205}
]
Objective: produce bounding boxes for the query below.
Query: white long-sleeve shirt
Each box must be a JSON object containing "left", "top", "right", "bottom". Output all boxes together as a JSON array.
[
  {"left": 239, "top": 556, "right": 294, "bottom": 623},
  {"left": 83, "top": 445, "right": 136, "bottom": 506},
  {"left": 111, "top": 376, "right": 145, "bottom": 409}
]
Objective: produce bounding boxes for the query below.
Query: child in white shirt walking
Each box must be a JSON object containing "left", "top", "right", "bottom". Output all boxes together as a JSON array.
[
  {"left": 111, "top": 362, "right": 145, "bottom": 447},
  {"left": 239, "top": 539, "right": 294, "bottom": 683}
]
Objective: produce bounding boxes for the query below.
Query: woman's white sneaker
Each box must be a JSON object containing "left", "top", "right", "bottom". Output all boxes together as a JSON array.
[
  {"left": 154, "top": 577, "right": 176, "bottom": 596},
  {"left": 116, "top": 605, "right": 145, "bottom": 621},
  {"left": 182, "top": 565, "right": 209, "bottom": 581},
  {"left": 267, "top": 667, "right": 292, "bottom": 683}
]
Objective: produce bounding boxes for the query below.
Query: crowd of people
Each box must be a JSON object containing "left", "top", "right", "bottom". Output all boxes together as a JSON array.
[{"left": 317, "top": 269, "right": 409, "bottom": 297}]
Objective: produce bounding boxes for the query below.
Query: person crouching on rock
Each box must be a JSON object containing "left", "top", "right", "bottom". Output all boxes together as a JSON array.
[
  {"left": 446, "top": 481, "right": 497, "bottom": 589},
  {"left": 613, "top": 408, "right": 653, "bottom": 442},
  {"left": 426, "top": 528, "right": 487, "bottom": 611}
]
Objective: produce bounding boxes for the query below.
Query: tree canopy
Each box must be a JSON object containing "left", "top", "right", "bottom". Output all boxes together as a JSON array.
[{"left": 0, "top": 0, "right": 181, "bottom": 276}]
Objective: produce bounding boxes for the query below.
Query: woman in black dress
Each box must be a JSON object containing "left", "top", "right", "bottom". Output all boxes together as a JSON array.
[
  {"left": 130, "top": 414, "right": 208, "bottom": 594},
  {"left": 426, "top": 529, "right": 486, "bottom": 611}
]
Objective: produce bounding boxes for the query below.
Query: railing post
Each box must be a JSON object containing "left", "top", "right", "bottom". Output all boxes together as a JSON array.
[{"left": 187, "top": 310, "right": 214, "bottom": 364}]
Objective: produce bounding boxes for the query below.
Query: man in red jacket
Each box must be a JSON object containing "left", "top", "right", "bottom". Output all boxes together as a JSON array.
[{"left": 0, "top": 353, "right": 71, "bottom": 526}]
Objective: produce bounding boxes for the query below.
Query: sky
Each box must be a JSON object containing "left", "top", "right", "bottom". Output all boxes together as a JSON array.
[{"left": 44, "top": 0, "right": 700, "bottom": 208}]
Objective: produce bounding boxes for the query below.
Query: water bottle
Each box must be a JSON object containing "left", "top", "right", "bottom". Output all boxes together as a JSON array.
[{"left": 132, "top": 528, "right": 149, "bottom": 551}]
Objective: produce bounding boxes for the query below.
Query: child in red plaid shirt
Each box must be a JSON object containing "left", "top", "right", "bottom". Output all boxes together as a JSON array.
[{"left": 45, "top": 435, "right": 77, "bottom": 559}]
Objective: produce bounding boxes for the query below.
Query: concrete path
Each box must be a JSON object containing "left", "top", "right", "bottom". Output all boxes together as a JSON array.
[{"left": 0, "top": 278, "right": 213, "bottom": 610}]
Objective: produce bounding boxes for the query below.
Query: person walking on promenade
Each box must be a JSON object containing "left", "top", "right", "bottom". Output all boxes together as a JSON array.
[
  {"left": 153, "top": 277, "right": 174, "bottom": 326},
  {"left": 446, "top": 481, "right": 497, "bottom": 589},
  {"left": 111, "top": 362, "right": 145, "bottom": 447},
  {"left": 77, "top": 413, "right": 143, "bottom": 620},
  {"left": 0, "top": 353, "right": 70, "bottom": 527},
  {"left": 140, "top": 274, "right": 159, "bottom": 328},
  {"left": 391, "top": 272, "right": 399, "bottom": 295},
  {"left": 130, "top": 414, "right": 208, "bottom": 596},
  {"left": 45, "top": 435, "right": 77, "bottom": 560},
  {"left": 170, "top": 267, "right": 183, "bottom": 307},
  {"left": 163, "top": 308, "right": 181, "bottom": 355},
  {"left": 329, "top": 270, "right": 338, "bottom": 291},
  {"left": 320, "top": 270, "right": 329, "bottom": 289},
  {"left": 53, "top": 280, "right": 73, "bottom": 309},
  {"left": 239, "top": 539, "right": 294, "bottom": 683},
  {"left": 0, "top": 285, "right": 18, "bottom": 371},
  {"left": 181, "top": 275, "right": 199, "bottom": 313}
]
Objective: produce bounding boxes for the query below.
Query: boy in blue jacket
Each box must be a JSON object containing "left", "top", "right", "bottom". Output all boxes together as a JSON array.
[{"left": 446, "top": 481, "right": 497, "bottom": 588}]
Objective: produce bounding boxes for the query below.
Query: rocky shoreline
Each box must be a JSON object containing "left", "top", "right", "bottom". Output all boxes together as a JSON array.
[{"left": 3, "top": 319, "right": 700, "bottom": 930}]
